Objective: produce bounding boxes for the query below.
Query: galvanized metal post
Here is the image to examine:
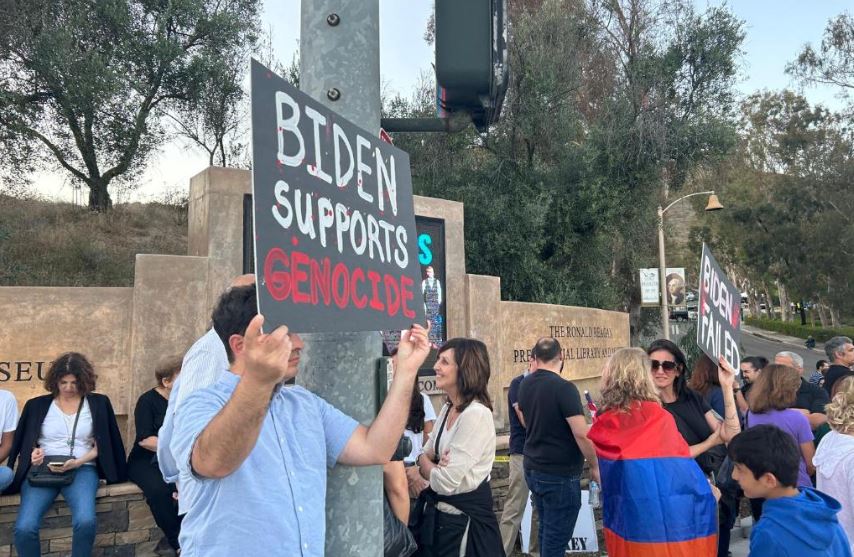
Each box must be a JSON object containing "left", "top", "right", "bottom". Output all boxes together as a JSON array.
[{"left": 298, "top": 2, "right": 384, "bottom": 556}]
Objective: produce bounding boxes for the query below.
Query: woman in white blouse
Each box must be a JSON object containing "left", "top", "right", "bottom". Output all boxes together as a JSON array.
[
  {"left": 814, "top": 375, "right": 854, "bottom": 552},
  {"left": 414, "top": 338, "right": 504, "bottom": 556}
]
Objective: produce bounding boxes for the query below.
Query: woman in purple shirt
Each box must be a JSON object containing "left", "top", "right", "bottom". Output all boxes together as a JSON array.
[{"left": 745, "top": 364, "right": 815, "bottom": 519}]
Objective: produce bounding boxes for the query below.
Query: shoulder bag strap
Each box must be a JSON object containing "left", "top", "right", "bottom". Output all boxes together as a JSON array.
[
  {"left": 68, "top": 397, "right": 85, "bottom": 457},
  {"left": 431, "top": 404, "right": 452, "bottom": 464}
]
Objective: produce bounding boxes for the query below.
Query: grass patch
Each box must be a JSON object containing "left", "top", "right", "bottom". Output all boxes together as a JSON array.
[
  {"left": 0, "top": 195, "right": 187, "bottom": 286},
  {"left": 745, "top": 317, "right": 854, "bottom": 343}
]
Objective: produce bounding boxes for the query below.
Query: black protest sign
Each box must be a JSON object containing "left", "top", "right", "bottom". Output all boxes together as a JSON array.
[
  {"left": 250, "top": 60, "right": 425, "bottom": 333},
  {"left": 696, "top": 244, "right": 741, "bottom": 370}
]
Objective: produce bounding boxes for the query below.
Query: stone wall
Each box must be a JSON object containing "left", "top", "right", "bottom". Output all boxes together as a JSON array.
[{"left": 0, "top": 483, "right": 162, "bottom": 557}]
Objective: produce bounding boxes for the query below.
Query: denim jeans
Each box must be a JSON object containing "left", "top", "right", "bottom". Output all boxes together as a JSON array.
[
  {"left": 15, "top": 465, "right": 99, "bottom": 557},
  {"left": 0, "top": 467, "right": 14, "bottom": 492},
  {"left": 524, "top": 468, "right": 581, "bottom": 557}
]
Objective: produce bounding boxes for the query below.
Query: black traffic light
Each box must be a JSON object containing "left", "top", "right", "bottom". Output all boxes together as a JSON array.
[{"left": 435, "top": 0, "right": 508, "bottom": 132}]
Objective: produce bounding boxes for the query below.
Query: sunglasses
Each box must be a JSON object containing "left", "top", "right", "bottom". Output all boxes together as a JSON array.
[{"left": 650, "top": 359, "right": 678, "bottom": 372}]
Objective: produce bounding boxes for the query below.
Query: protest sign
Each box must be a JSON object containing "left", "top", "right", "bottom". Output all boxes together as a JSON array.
[
  {"left": 520, "top": 490, "right": 599, "bottom": 554},
  {"left": 250, "top": 59, "right": 425, "bottom": 333},
  {"left": 697, "top": 244, "right": 741, "bottom": 370}
]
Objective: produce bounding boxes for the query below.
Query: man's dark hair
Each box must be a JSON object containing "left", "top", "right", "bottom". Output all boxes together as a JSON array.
[
  {"left": 646, "top": 338, "right": 688, "bottom": 397},
  {"left": 817, "top": 359, "right": 828, "bottom": 371},
  {"left": 728, "top": 425, "right": 800, "bottom": 487},
  {"left": 531, "top": 337, "right": 562, "bottom": 363},
  {"left": 212, "top": 284, "right": 258, "bottom": 363},
  {"left": 741, "top": 356, "right": 768, "bottom": 371}
]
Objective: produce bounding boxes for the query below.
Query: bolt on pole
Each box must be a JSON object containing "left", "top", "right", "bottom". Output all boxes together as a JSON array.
[{"left": 299, "top": 2, "right": 384, "bottom": 555}]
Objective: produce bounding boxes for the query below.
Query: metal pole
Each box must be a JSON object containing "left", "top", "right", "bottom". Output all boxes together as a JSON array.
[
  {"left": 299, "top": 3, "right": 383, "bottom": 556},
  {"left": 658, "top": 205, "right": 670, "bottom": 340}
]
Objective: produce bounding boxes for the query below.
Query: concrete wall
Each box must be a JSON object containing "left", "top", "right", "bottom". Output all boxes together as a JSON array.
[
  {"left": 0, "top": 287, "right": 134, "bottom": 418},
  {"left": 496, "top": 301, "right": 631, "bottom": 425},
  {"left": 1, "top": 166, "right": 631, "bottom": 446}
]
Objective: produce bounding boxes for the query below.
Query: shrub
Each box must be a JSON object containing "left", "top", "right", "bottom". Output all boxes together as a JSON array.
[
  {"left": 745, "top": 317, "right": 854, "bottom": 343},
  {"left": 0, "top": 195, "right": 187, "bottom": 286}
]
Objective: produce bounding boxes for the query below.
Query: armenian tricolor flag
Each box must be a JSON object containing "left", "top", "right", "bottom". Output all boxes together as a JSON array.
[{"left": 587, "top": 401, "right": 717, "bottom": 557}]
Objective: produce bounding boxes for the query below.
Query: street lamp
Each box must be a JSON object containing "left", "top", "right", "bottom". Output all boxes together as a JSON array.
[{"left": 658, "top": 191, "right": 723, "bottom": 340}]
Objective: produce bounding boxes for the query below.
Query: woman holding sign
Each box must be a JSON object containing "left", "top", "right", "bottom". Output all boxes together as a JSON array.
[
  {"left": 412, "top": 338, "right": 503, "bottom": 557},
  {"left": 647, "top": 339, "right": 741, "bottom": 557},
  {"left": 589, "top": 348, "right": 719, "bottom": 556},
  {"left": 646, "top": 339, "right": 741, "bottom": 473}
]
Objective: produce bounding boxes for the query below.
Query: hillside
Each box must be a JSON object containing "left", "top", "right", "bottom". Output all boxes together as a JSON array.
[{"left": 0, "top": 195, "right": 188, "bottom": 286}]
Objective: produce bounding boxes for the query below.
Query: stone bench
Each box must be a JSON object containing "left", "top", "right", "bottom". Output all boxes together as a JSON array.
[{"left": 0, "top": 482, "right": 163, "bottom": 557}]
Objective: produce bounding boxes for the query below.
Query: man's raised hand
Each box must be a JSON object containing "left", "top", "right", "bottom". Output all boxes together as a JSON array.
[
  {"left": 242, "top": 314, "right": 293, "bottom": 387},
  {"left": 395, "top": 324, "right": 431, "bottom": 376}
]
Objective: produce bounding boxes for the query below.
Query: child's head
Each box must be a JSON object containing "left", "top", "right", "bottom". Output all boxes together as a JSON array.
[{"left": 728, "top": 425, "right": 800, "bottom": 499}]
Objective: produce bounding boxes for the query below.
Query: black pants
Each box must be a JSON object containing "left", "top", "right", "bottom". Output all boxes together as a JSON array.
[
  {"left": 718, "top": 493, "right": 739, "bottom": 557},
  {"left": 421, "top": 510, "right": 469, "bottom": 557},
  {"left": 127, "top": 457, "right": 182, "bottom": 550},
  {"left": 749, "top": 497, "right": 765, "bottom": 523}
]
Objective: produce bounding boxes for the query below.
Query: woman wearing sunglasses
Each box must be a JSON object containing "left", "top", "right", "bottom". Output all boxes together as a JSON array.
[
  {"left": 647, "top": 340, "right": 741, "bottom": 557},
  {"left": 646, "top": 340, "right": 741, "bottom": 472}
]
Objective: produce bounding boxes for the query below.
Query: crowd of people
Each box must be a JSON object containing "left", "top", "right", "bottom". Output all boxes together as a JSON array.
[{"left": 3, "top": 274, "right": 854, "bottom": 557}]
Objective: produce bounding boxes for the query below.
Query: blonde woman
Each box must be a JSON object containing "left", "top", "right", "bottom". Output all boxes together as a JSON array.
[
  {"left": 814, "top": 376, "right": 854, "bottom": 551},
  {"left": 587, "top": 348, "right": 718, "bottom": 557}
]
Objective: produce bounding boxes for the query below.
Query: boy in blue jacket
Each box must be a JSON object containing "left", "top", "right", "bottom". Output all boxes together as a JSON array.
[{"left": 729, "top": 425, "right": 852, "bottom": 557}]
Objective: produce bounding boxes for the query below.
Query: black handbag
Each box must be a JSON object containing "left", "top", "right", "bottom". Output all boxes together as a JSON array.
[
  {"left": 384, "top": 494, "right": 417, "bottom": 557},
  {"left": 28, "top": 398, "right": 84, "bottom": 488}
]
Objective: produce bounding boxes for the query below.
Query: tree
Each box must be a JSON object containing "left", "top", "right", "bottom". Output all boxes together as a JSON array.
[
  {"left": 165, "top": 27, "right": 298, "bottom": 169},
  {"left": 787, "top": 13, "right": 854, "bottom": 99},
  {"left": 0, "top": 0, "right": 260, "bottom": 211},
  {"left": 693, "top": 91, "right": 854, "bottom": 324},
  {"left": 391, "top": 0, "right": 744, "bottom": 340}
]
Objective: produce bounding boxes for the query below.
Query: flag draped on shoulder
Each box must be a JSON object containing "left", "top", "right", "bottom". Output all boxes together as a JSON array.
[{"left": 587, "top": 401, "right": 717, "bottom": 557}]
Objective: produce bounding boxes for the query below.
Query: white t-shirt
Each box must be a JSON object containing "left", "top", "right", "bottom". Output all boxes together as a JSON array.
[
  {"left": 0, "top": 390, "right": 18, "bottom": 433},
  {"left": 403, "top": 392, "right": 437, "bottom": 464},
  {"left": 38, "top": 399, "right": 95, "bottom": 461}
]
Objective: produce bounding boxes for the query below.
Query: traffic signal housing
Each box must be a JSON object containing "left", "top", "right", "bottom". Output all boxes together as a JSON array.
[{"left": 434, "top": 0, "right": 509, "bottom": 132}]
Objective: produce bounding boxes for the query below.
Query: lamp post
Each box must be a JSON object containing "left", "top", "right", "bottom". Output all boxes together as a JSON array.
[{"left": 658, "top": 191, "right": 723, "bottom": 340}]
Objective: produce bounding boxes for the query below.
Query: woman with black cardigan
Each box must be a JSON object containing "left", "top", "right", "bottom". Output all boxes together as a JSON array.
[
  {"left": 127, "top": 356, "right": 182, "bottom": 553},
  {"left": 6, "top": 352, "right": 127, "bottom": 557}
]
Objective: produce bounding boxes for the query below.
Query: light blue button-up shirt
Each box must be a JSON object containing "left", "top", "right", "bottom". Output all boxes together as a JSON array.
[
  {"left": 158, "top": 328, "right": 228, "bottom": 514},
  {"left": 171, "top": 371, "right": 359, "bottom": 557}
]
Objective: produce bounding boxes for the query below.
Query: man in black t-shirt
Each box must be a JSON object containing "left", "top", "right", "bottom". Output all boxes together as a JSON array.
[{"left": 517, "top": 338, "right": 599, "bottom": 557}]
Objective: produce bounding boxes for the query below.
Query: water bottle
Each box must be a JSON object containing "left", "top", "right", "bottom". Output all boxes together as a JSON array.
[{"left": 589, "top": 480, "right": 601, "bottom": 509}]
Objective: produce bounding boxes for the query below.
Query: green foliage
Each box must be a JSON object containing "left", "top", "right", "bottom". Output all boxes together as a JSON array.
[
  {"left": 746, "top": 317, "right": 854, "bottom": 343},
  {"left": 692, "top": 90, "right": 854, "bottom": 323},
  {"left": 0, "top": 0, "right": 260, "bottom": 210},
  {"left": 390, "top": 0, "right": 744, "bottom": 335},
  {"left": 678, "top": 320, "right": 703, "bottom": 373},
  {"left": 787, "top": 13, "right": 854, "bottom": 100},
  {"left": 0, "top": 195, "right": 187, "bottom": 286}
]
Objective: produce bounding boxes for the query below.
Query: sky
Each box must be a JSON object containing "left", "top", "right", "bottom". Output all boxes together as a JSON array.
[{"left": 25, "top": 0, "right": 852, "bottom": 204}]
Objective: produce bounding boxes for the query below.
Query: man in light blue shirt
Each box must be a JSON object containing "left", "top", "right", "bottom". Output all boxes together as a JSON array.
[{"left": 171, "top": 284, "right": 430, "bottom": 556}]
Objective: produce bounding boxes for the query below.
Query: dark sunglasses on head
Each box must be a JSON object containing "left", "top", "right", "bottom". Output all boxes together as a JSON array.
[{"left": 650, "top": 359, "right": 678, "bottom": 372}]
